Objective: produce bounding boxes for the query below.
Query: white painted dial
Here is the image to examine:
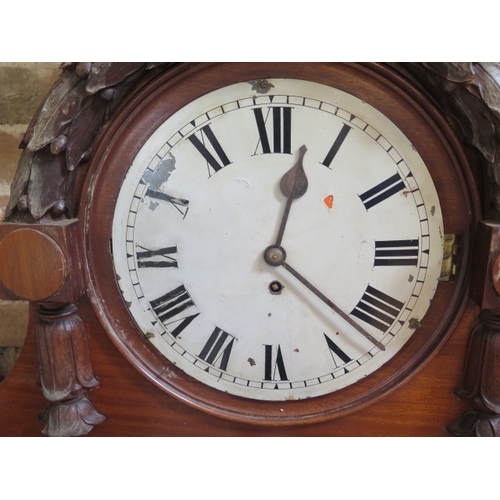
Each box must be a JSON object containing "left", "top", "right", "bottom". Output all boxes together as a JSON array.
[{"left": 111, "top": 78, "right": 444, "bottom": 401}]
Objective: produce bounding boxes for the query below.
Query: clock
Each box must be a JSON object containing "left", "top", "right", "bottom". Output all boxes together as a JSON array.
[{"left": 84, "top": 63, "right": 474, "bottom": 425}]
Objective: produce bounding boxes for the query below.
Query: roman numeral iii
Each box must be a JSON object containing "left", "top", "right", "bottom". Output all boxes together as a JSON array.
[{"left": 374, "top": 239, "right": 419, "bottom": 266}]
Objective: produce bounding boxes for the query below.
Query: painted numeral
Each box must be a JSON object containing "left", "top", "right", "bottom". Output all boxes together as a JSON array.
[
  {"left": 146, "top": 189, "right": 189, "bottom": 218},
  {"left": 374, "top": 239, "right": 419, "bottom": 266},
  {"left": 351, "top": 285, "right": 404, "bottom": 332},
  {"left": 253, "top": 106, "right": 292, "bottom": 154},
  {"left": 359, "top": 173, "right": 406, "bottom": 210},
  {"left": 137, "top": 245, "right": 178, "bottom": 268},
  {"left": 188, "top": 124, "right": 231, "bottom": 174},
  {"left": 169, "top": 313, "right": 200, "bottom": 339},
  {"left": 198, "top": 327, "right": 235, "bottom": 371},
  {"left": 321, "top": 123, "right": 352, "bottom": 168},
  {"left": 324, "top": 333, "right": 352, "bottom": 367},
  {"left": 150, "top": 284, "right": 195, "bottom": 324},
  {"left": 264, "top": 344, "right": 288, "bottom": 381}
]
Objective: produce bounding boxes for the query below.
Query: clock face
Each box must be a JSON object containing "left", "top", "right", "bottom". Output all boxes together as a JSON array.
[{"left": 110, "top": 77, "right": 443, "bottom": 401}]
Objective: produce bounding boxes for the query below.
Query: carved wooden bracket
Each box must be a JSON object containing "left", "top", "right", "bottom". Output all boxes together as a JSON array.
[
  {"left": 35, "top": 303, "right": 104, "bottom": 436},
  {"left": 449, "top": 309, "right": 500, "bottom": 436},
  {"left": 449, "top": 222, "right": 500, "bottom": 435}
]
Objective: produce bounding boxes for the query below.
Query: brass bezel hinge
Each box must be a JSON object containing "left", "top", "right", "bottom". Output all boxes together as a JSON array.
[{"left": 439, "top": 234, "right": 460, "bottom": 282}]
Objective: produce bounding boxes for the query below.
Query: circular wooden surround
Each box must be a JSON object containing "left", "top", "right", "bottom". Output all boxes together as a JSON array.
[{"left": 83, "top": 63, "right": 477, "bottom": 425}]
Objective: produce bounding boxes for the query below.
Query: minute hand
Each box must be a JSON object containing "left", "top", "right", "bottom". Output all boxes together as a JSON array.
[{"left": 281, "top": 261, "right": 386, "bottom": 351}]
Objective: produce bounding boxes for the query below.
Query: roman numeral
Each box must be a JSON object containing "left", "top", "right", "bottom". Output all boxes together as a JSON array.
[
  {"left": 351, "top": 285, "right": 404, "bottom": 332},
  {"left": 168, "top": 313, "right": 200, "bottom": 338},
  {"left": 374, "top": 239, "right": 419, "bottom": 266},
  {"left": 188, "top": 124, "right": 231, "bottom": 174},
  {"left": 150, "top": 284, "right": 195, "bottom": 324},
  {"left": 198, "top": 327, "right": 235, "bottom": 371},
  {"left": 145, "top": 189, "right": 189, "bottom": 218},
  {"left": 321, "top": 123, "right": 352, "bottom": 168},
  {"left": 324, "top": 333, "right": 352, "bottom": 367},
  {"left": 264, "top": 344, "right": 288, "bottom": 381},
  {"left": 359, "top": 173, "right": 406, "bottom": 210},
  {"left": 253, "top": 106, "right": 292, "bottom": 154},
  {"left": 136, "top": 245, "right": 178, "bottom": 268}
]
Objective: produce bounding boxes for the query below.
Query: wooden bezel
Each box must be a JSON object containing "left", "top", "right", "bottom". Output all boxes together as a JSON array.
[{"left": 83, "top": 62, "right": 476, "bottom": 425}]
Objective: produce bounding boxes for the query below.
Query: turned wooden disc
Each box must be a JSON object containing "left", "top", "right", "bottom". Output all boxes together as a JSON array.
[{"left": 0, "top": 229, "right": 66, "bottom": 301}]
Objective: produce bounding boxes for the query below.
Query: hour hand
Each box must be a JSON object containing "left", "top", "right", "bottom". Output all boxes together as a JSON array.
[{"left": 274, "top": 145, "right": 308, "bottom": 247}]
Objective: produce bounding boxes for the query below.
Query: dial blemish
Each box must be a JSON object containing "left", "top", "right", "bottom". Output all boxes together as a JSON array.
[
  {"left": 142, "top": 154, "right": 176, "bottom": 190},
  {"left": 249, "top": 79, "right": 275, "bottom": 94},
  {"left": 324, "top": 194, "right": 334, "bottom": 209},
  {"left": 247, "top": 357, "right": 256, "bottom": 367}
]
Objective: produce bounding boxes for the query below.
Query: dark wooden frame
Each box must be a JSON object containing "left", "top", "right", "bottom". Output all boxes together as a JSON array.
[{"left": 83, "top": 62, "right": 477, "bottom": 425}]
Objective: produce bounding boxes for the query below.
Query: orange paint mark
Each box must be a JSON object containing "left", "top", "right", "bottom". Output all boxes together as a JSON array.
[{"left": 324, "top": 194, "right": 334, "bottom": 209}]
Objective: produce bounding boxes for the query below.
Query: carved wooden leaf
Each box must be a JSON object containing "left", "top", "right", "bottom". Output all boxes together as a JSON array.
[
  {"left": 66, "top": 94, "right": 107, "bottom": 171},
  {"left": 480, "top": 330, "right": 500, "bottom": 414},
  {"left": 25, "top": 70, "right": 86, "bottom": 153},
  {"left": 452, "top": 87, "right": 496, "bottom": 163},
  {"left": 474, "top": 63, "right": 500, "bottom": 116},
  {"left": 423, "top": 62, "right": 475, "bottom": 83},
  {"left": 27, "top": 148, "right": 67, "bottom": 219},
  {"left": 454, "top": 321, "right": 484, "bottom": 399},
  {"left": 4, "top": 151, "right": 35, "bottom": 219},
  {"left": 69, "top": 312, "right": 100, "bottom": 389},
  {"left": 85, "top": 62, "right": 146, "bottom": 94},
  {"left": 35, "top": 318, "right": 76, "bottom": 401}
]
